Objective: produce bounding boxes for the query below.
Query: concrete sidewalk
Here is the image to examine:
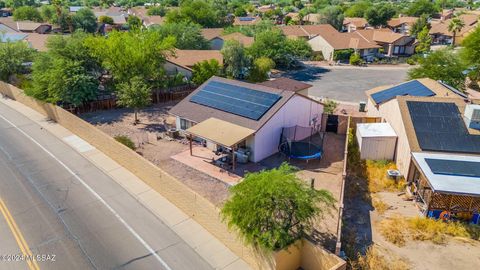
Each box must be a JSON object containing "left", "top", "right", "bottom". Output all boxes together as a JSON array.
[{"left": 0, "top": 96, "right": 250, "bottom": 270}]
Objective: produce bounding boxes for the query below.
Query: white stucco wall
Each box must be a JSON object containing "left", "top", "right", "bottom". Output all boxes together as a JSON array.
[
  {"left": 366, "top": 98, "right": 412, "bottom": 177},
  {"left": 253, "top": 95, "right": 324, "bottom": 162},
  {"left": 308, "top": 35, "right": 335, "bottom": 61}
]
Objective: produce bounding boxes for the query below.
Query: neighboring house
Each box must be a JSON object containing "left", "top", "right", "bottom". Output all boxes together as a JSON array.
[
  {"left": 0, "top": 32, "right": 27, "bottom": 42},
  {"left": 142, "top": 15, "right": 164, "bottom": 27},
  {"left": 257, "top": 4, "right": 275, "bottom": 13},
  {"left": 169, "top": 76, "right": 324, "bottom": 162},
  {"left": 206, "top": 31, "right": 254, "bottom": 50},
  {"left": 429, "top": 14, "right": 479, "bottom": 45},
  {"left": 342, "top": 17, "right": 369, "bottom": 32},
  {"left": 308, "top": 24, "right": 380, "bottom": 61},
  {"left": 258, "top": 77, "right": 313, "bottom": 97},
  {"left": 69, "top": 6, "right": 85, "bottom": 13},
  {"left": 0, "top": 18, "right": 52, "bottom": 34},
  {"left": 0, "top": 8, "right": 13, "bottom": 17},
  {"left": 302, "top": 13, "right": 320, "bottom": 25},
  {"left": 280, "top": 24, "right": 334, "bottom": 39},
  {"left": 363, "top": 80, "right": 480, "bottom": 221},
  {"left": 25, "top": 33, "right": 50, "bottom": 51},
  {"left": 165, "top": 50, "right": 223, "bottom": 78},
  {"left": 365, "top": 78, "right": 467, "bottom": 177},
  {"left": 355, "top": 29, "right": 416, "bottom": 57},
  {"left": 387, "top": 16, "right": 418, "bottom": 34},
  {"left": 233, "top": 16, "right": 262, "bottom": 26},
  {"left": 285, "top": 12, "right": 300, "bottom": 22}
]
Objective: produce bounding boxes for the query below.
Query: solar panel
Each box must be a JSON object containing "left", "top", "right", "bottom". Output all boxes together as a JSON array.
[
  {"left": 425, "top": 158, "right": 480, "bottom": 178},
  {"left": 239, "top": 17, "right": 255, "bottom": 21},
  {"left": 371, "top": 80, "right": 435, "bottom": 105},
  {"left": 190, "top": 80, "right": 281, "bottom": 120},
  {"left": 407, "top": 101, "right": 480, "bottom": 154}
]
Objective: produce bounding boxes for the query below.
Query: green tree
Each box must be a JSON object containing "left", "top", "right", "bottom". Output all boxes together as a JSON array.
[
  {"left": 165, "top": 0, "right": 225, "bottom": 27},
  {"left": 27, "top": 33, "right": 101, "bottom": 106},
  {"left": 323, "top": 99, "right": 338, "bottom": 114},
  {"left": 40, "top": 5, "right": 57, "bottom": 23},
  {"left": 127, "top": 15, "right": 142, "bottom": 30},
  {"left": 147, "top": 5, "right": 166, "bottom": 16},
  {"left": 13, "top": 6, "right": 42, "bottom": 22},
  {"left": 221, "top": 163, "right": 335, "bottom": 251},
  {"left": 116, "top": 76, "right": 152, "bottom": 124},
  {"left": 408, "top": 49, "right": 466, "bottom": 91},
  {"left": 152, "top": 22, "right": 209, "bottom": 49},
  {"left": 344, "top": 1, "right": 370, "bottom": 18},
  {"left": 364, "top": 4, "right": 396, "bottom": 27},
  {"left": 406, "top": 0, "right": 439, "bottom": 17},
  {"left": 415, "top": 26, "right": 432, "bottom": 53},
  {"left": 349, "top": 53, "right": 363, "bottom": 65},
  {"left": 0, "top": 41, "right": 36, "bottom": 82},
  {"left": 222, "top": 40, "right": 249, "bottom": 79},
  {"left": 234, "top": 7, "right": 246, "bottom": 17},
  {"left": 86, "top": 31, "right": 175, "bottom": 86},
  {"left": 72, "top": 8, "right": 97, "bottom": 33},
  {"left": 286, "top": 37, "right": 313, "bottom": 59},
  {"left": 98, "top": 15, "right": 114, "bottom": 24},
  {"left": 460, "top": 26, "right": 480, "bottom": 82},
  {"left": 318, "top": 5, "right": 344, "bottom": 30},
  {"left": 410, "top": 14, "right": 430, "bottom": 37},
  {"left": 191, "top": 59, "right": 221, "bottom": 85},
  {"left": 247, "top": 57, "right": 274, "bottom": 82},
  {"left": 448, "top": 16, "right": 465, "bottom": 47}
]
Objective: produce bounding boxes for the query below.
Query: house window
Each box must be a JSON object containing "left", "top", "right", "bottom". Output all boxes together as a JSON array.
[
  {"left": 394, "top": 46, "right": 406, "bottom": 55},
  {"left": 180, "top": 119, "right": 188, "bottom": 130}
]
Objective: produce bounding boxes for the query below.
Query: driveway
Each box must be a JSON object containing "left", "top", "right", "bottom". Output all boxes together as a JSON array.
[{"left": 284, "top": 64, "right": 410, "bottom": 103}]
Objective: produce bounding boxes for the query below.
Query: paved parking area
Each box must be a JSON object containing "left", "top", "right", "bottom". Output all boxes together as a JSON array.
[{"left": 284, "top": 64, "right": 410, "bottom": 103}]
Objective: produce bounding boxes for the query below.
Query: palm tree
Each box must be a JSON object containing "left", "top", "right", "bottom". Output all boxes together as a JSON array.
[{"left": 448, "top": 17, "right": 465, "bottom": 47}]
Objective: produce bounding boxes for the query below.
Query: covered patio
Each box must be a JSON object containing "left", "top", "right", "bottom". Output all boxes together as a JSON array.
[{"left": 185, "top": 117, "right": 255, "bottom": 172}]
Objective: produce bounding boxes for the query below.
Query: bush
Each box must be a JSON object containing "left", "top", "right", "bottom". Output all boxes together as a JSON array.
[
  {"left": 349, "top": 53, "right": 363, "bottom": 66},
  {"left": 312, "top": 53, "right": 324, "bottom": 61},
  {"left": 114, "top": 135, "right": 136, "bottom": 150},
  {"left": 333, "top": 49, "right": 354, "bottom": 61}
]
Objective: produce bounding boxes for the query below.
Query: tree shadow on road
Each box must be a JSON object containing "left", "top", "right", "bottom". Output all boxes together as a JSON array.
[{"left": 284, "top": 66, "right": 331, "bottom": 82}]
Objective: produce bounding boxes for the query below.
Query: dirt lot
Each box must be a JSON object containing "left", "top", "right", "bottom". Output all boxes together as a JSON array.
[{"left": 81, "top": 103, "right": 230, "bottom": 206}]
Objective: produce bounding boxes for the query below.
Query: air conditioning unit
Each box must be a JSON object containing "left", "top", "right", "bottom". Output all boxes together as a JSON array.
[{"left": 464, "top": 104, "right": 480, "bottom": 130}]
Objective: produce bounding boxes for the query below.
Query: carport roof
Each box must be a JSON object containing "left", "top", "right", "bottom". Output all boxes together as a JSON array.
[{"left": 186, "top": 118, "right": 255, "bottom": 147}]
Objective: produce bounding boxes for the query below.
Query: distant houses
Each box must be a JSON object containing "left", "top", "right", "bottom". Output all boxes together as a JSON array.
[
  {"left": 165, "top": 50, "right": 223, "bottom": 78},
  {"left": 201, "top": 28, "right": 253, "bottom": 50}
]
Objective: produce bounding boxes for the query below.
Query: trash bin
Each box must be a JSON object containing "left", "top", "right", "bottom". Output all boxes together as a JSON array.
[{"left": 359, "top": 101, "right": 366, "bottom": 112}]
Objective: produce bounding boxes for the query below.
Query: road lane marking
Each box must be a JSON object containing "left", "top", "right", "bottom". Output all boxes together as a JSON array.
[
  {"left": 0, "top": 198, "right": 40, "bottom": 270},
  {"left": 0, "top": 114, "right": 173, "bottom": 270}
]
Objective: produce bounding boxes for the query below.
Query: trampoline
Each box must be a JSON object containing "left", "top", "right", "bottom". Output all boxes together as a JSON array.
[
  {"left": 279, "top": 141, "right": 323, "bottom": 161},
  {"left": 278, "top": 125, "right": 324, "bottom": 162}
]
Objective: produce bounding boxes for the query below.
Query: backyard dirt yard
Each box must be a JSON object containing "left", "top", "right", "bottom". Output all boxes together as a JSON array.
[
  {"left": 81, "top": 103, "right": 231, "bottom": 206},
  {"left": 343, "top": 138, "right": 480, "bottom": 270}
]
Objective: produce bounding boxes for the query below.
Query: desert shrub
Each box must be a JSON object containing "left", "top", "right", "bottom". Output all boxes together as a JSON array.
[
  {"left": 333, "top": 49, "right": 354, "bottom": 61},
  {"left": 352, "top": 246, "right": 410, "bottom": 270},
  {"left": 372, "top": 196, "right": 390, "bottom": 215},
  {"left": 114, "top": 135, "right": 136, "bottom": 150},
  {"left": 323, "top": 99, "right": 338, "bottom": 114},
  {"left": 365, "top": 160, "right": 405, "bottom": 193},
  {"left": 349, "top": 53, "right": 363, "bottom": 66}
]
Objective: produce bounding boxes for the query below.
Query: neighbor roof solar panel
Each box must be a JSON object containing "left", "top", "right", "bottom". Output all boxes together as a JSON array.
[
  {"left": 239, "top": 17, "right": 255, "bottom": 21},
  {"left": 407, "top": 101, "right": 480, "bottom": 154},
  {"left": 425, "top": 158, "right": 480, "bottom": 178},
  {"left": 371, "top": 80, "right": 435, "bottom": 104},
  {"left": 190, "top": 80, "right": 281, "bottom": 120}
]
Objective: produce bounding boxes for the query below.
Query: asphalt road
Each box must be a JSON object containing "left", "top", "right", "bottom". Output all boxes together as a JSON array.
[
  {"left": 285, "top": 65, "right": 409, "bottom": 103},
  {"left": 0, "top": 101, "right": 213, "bottom": 270}
]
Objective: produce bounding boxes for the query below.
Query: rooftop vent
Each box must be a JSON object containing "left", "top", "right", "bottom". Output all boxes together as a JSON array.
[{"left": 464, "top": 104, "right": 480, "bottom": 130}]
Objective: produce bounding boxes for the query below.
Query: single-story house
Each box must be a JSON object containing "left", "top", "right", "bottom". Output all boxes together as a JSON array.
[
  {"left": 387, "top": 16, "right": 418, "bottom": 34},
  {"left": 364, "top": 81, "right": 480, "bottom": 220},
  {"left": 280, "top": 24, "right": 335, "bottom": 39},
  {"left": 429, "top": 14, "right": 478, "bottom": 45},
  {"left": 205, "top": 31, "right": 254, "bottom": 50},
  {"left": 0, "top": 32, "right": 27, "bottom": 42},
  {"left": 285, "top": 12, "right": 300, "bottom": 22},
  {"left": 0, "top": 18, "right": 51, "bottom": 34},
  {"left": 169, "top": 76, "right": 324, "bottom": 162},
  {"left": 308, "top": 24, "right": 381, "bottom": 61},
  {"left": 258, "top": 77, "right": 313, "bottom": 97},
  {"left": 302, "top": 13, "right": 320, "bottom": 25},
  {"left": 0, "top": 8, "right": 13, "bottom": 17},
  {"left": 142, "top": 15, "right": 164, "bottom": 27},
  {"left": 355, "top": 29, "right": 417, "bottom": 57},
  {"left": 233, "top": 16, "right": 262, "bottom": 26},
  {"left": 365, "top": 78, "right": 467, "bottom": 176},
  {"left": 165, "top": 50, "right": 223, "bottom": 78},
  {"left": 24, "top": 33, "right": 50, "bottom": 51},
  {"left": 342, "top": 17, "right": 369, "bottom": 32}
]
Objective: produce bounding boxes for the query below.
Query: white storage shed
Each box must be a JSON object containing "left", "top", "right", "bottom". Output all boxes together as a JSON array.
[{"left": 356, "top": 123, "right": 397, "bottom": 160}]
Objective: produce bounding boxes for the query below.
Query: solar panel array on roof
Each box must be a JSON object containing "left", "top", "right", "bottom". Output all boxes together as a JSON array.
[
  {"left": 371, "top": 80, "right": 435, "bottom": 104},
  {"left": 425, "top": 158, "right": 480, "bottom": 178},
  {"left": 190, "top": 80, "right": 281, "bottom": 121},
  {"left": 239, "top": 17, "right": 255, "bottom": 21},
  {"left": 407, "top": 101, "right": 480, "bottom": 153},
  {"left": 1, "top": 33, "right": 28, "bottom": 42}
]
